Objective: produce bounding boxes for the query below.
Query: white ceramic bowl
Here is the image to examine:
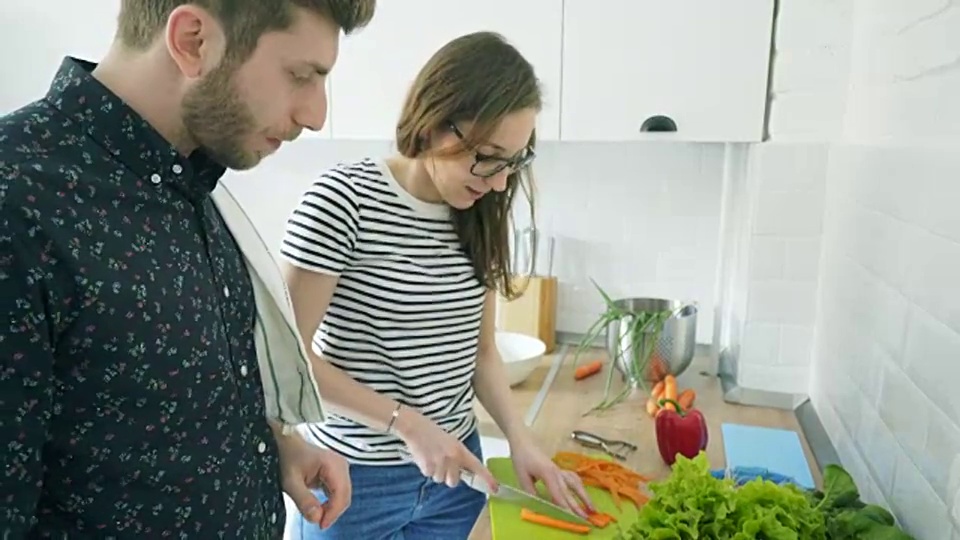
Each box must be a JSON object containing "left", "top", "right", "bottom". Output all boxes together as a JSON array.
[{"left": 496, "top": 331, "right": 547, "bottom": 387}]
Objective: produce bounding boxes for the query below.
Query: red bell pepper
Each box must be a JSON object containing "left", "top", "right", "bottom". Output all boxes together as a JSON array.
[{"left": 655, "top": 398, "right": 709, "bottom": 466}]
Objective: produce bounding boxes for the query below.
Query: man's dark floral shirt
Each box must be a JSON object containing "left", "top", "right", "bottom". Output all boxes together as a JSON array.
[{"left": 0, "top": 58, "right": 285, "bottom": 538}]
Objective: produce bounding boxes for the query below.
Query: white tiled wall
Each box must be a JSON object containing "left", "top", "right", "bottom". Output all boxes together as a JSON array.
[
  {"left": 813, "top": 143, "right": 960, "bottom": 539},
  {"left": 223, "top": 140, "right": 724, "bottom": 343},
  {"left": 735, "top": 143, "right": 827, "bottom": 394},
  {"left": 741, "top": 0, "right": 960, "bottom": 537}
]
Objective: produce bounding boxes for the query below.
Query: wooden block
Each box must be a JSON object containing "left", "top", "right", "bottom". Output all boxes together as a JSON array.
[{"left": 498, "top": 275, "right": 557, "bottom": 353}]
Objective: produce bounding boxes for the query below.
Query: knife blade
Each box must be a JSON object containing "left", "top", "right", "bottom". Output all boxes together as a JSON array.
[
  {"left": 398, "top": 448, "right": 591, "bottom": 526},
  {"left": 488, "top": 482, "right": 592, "bottom": 526}
]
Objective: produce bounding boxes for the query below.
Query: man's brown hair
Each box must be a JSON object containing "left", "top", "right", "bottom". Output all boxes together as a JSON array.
[
  {"left": 117, "top": 0, "right": 375, "bottom": 60},
  {"left": 395, "top": 31, "right": 542, "bottom": 300}
]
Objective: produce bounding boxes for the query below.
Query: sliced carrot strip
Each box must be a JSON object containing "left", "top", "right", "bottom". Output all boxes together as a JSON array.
[
  {"left": 552, "top": 451, "right": 654, "bottom": 510},
  {"left": 520, "top": 508, "right": 590, "bottom": 535},
  {"left": 586, "top": 511, "right": 617, "bottom": 528}
]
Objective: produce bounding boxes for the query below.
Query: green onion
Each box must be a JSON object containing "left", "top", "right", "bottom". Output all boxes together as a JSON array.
[{"left": 573, "top": 279, "right": 675, "bottom": 416}]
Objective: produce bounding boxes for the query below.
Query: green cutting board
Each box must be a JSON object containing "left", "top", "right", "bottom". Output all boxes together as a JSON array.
[{"left": 487, "top": 457, "right": 641, "bottom": 539}]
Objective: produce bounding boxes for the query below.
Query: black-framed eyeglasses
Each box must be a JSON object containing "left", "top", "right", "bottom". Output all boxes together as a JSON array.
[{"left": 449, "top": 122, "right": 536, "bottom": 178}]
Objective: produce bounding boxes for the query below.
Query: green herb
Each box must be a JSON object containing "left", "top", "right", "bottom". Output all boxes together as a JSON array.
[
  {"left": 573, "top": 278, "right": 674, "bottom": 415},
  {"left": 614, "top": 454, "right": 915, "bottom": 540}
]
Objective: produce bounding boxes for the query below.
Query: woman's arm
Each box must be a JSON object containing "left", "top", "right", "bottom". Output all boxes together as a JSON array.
[
  {"left": 281, "top": 262, "right": 406, "bottom": 432},
  {"left": 282, "top": 262, "right": 498, "bottom": 488},
  {"left": 471, "top": 291, "right": 532, "bottom": 445},
  {"left": 472, "top": 291, "right": 594, "bottom": 514}
]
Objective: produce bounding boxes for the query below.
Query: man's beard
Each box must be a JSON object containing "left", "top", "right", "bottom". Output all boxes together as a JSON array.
[{"left": 181, "top": 62, "right": 261, "bottom": 170}]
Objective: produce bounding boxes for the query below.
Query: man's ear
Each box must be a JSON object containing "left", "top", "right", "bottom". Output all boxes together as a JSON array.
[{"left": 164, "top": 5, "right": 225, "bottom": 79}]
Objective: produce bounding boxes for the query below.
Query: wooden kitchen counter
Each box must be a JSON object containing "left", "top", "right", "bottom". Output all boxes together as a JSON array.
[{"left": 468, "top": 348, "right": 822, "bottom": 540}]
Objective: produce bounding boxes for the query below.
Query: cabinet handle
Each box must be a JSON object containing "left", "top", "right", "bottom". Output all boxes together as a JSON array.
[{"left": 639, "top": 115, "right": 677, "bottom": 133}]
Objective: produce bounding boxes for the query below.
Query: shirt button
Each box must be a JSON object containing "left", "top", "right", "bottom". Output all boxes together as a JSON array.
[
  {"left": 223, "top": 286, "right": 230, "bottom": 298},
  {"left": 150, "top": 173, "right": 162, "bottom": 184},
  {"left": 257, "top": 441, "right": 267, "bottom": 454},
  {"left": 172, "top": 164, "right": 183, "bottom": 175},
  {"left": 270, "top": 513, "right": 278, "bottom": 524},
  {"left": 240, "top": 365, "right": 249, "bottom": 377}
]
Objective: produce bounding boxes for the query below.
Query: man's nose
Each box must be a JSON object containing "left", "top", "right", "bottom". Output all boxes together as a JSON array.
[{"left": 294, "top": 86, "right": 328, "bottom": 133}]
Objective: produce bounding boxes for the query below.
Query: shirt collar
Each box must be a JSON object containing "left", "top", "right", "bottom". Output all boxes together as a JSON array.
[{"left": 43, "top": 57, "right": 225, "bottom": 202}]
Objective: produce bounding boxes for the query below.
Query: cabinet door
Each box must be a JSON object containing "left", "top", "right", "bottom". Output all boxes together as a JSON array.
[
  {"left": 561, "top": 0, "right": 774, "bottom": 142},
  {"left": 328, "top": 0, "right": 563, "bottom": 141}
]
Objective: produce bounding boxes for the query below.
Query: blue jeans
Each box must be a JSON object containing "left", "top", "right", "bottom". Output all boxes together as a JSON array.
[{"left": 288, "top": 430, "right": 486, "bottom": 540}]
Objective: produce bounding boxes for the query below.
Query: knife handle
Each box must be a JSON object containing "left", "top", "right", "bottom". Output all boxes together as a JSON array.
[
  {"left": 459, "top": 469, "right": 494, "bottom": 494},
  {"left": 398, "top": 447, "right": 494, "bottom": 494}
]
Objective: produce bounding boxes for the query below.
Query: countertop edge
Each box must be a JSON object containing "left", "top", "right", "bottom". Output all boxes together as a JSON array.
[{"left": 523, "top": 344, "right": 569, "bottom": 427}]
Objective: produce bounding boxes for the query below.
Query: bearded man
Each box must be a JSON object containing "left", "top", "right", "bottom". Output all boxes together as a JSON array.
[{"left": 0, "top": 1, "right": 375, "bottom": 537}]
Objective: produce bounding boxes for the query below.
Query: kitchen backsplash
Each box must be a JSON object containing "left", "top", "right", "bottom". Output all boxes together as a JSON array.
[{"left": 222, "top": 140, "right": 724, "bottom": 344}]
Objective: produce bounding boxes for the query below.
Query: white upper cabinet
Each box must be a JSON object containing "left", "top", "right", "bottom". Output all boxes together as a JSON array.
[
  {"left": 328, "top": 0, "right": 563, "bottom": 141},
  {"left": 560, "top": 0, "right": 775, "bottom": 142}
]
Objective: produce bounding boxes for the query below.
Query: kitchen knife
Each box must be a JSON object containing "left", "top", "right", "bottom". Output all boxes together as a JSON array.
[
  {"left": 398, "top": 448, "right": 591, "bottom": 526},
  {"left": 486, "top": 481, "right": 592, "bottom": 526}
]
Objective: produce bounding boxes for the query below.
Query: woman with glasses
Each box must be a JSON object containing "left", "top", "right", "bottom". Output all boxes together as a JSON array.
[{"left": 280, "top": 31, "right": 593, "bottom": 540}]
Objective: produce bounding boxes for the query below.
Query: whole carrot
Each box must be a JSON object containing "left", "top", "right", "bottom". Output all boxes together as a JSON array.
[
  {"left": 574, "top": 359, "right": 603, "bottom": 380},
  {"left": 678, "top": 388, "right": 696, "bottom": 409},
  {"left": 662, "top": 375, "right": 678, "bottom": 411}
]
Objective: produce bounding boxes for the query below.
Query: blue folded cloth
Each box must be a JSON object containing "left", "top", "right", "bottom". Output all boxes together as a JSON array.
[{"left": 710, "top": 466, "right": 802, "bottom": 487}]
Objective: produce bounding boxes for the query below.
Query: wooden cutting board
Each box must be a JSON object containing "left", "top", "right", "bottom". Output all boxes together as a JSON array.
[{"left": 487, "top": 457, "right": 641, "bottom": 539}]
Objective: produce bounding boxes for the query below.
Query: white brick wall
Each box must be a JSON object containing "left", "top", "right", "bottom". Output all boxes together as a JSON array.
[
  {"left": 767, "top": 0, "right": 854, "bottom": 141},
  {"left": 813, "top": 143, "right": 960, "bottom": 538},
  {"left": 223, "top": 140, "right": 723, "bottom": 343},
  {"left": 734, "top": 143, "right": 827, "bottom": 394},
  {"left": 749, "top": 0, "right": 960, "bottom": 536}
]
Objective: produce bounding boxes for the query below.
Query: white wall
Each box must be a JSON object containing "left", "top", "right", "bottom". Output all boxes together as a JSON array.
[
  {"left": 724, "top": 0, "right": 852, "bottom": 395},
  {"left": 739, "top": 0, "right": 960, "bottom": 537},
  {"left": 222, "top": 139, "right": 725, "bottom": 343},
  {"left": 733, "top": 142, "right": 827, "bottom": 394},
  {"left": 813, "top": 0, "right": 960, "bottom": 537}
]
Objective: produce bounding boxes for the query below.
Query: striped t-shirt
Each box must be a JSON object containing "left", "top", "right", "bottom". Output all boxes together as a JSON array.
[{"left": 280, "top": 158, "right": 486, "bottom": 464}]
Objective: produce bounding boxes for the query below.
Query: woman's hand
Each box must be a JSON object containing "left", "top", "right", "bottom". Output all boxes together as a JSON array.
[
  {"left": 395, "top": 408, "right": 499, "bottom": 491},
  {"left": 509, "top": 433, "right": 595, "bottom": 519}
]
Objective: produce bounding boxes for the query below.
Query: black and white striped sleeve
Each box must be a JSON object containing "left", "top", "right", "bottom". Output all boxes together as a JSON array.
[{"left": 280, "top": 168, "right": 361, "bottom": 276}]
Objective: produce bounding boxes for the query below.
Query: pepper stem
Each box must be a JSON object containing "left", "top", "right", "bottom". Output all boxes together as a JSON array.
[{"left": 658, "top": 398, "right": 686, "bottom": 417}]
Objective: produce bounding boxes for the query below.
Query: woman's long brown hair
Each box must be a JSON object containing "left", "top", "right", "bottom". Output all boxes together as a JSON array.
[{"left": 394, "top": 31, "right": 541, "bottom": 300}]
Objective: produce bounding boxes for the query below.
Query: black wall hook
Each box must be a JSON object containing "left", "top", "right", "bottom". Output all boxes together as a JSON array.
[{"left": 639, "top": 115, "right": 678, "bottom": 132}]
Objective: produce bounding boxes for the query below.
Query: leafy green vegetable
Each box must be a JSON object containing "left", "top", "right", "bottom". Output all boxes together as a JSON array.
[
  {"left": 615, "top": 454, "right": 915, "bottom": 540},
  {"left": 617, "top": 453, "right": 825, "bottom": 539},
  {"left": 807, "top": 465, "right": 914, "bottom": 540},
  {"left": 816, "top": 464, "right": 860, "bottom": 509}
]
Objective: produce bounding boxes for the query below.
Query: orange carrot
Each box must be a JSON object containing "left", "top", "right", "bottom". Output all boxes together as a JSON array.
[
  {"left": 574, "top": 359, "right": 603, "bottom": 380},
  {"left": 662, "top": 375, "right": 678, "bottom": 411},
  {"left": 651, "top": 381, "right": 665, "bottom": 413},
  {"left": 553, "top": 451, "right": 652, "bottom": 511},
  {"left": 586, "top": 511, "right": 616, "bottom": 527},
  {"left": 520, "top": 508, "right": 590, "bottom": 534},
  {"left": 677, "top": 388, "right": 696, "bottom": 409},
  {"left": 646, "top": 397, "right": 658, "bottom": 417}
]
